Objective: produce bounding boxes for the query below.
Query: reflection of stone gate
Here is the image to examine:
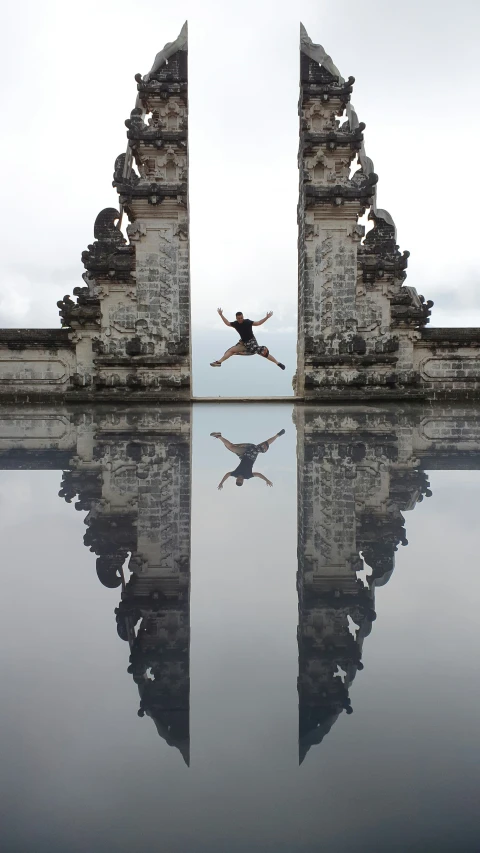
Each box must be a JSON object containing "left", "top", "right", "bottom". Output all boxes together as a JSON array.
[
  {"left": 2, "top": 403, "right": 480, "bottom": 764},
  {"left": 296, "top": 25, "right": 480, "bottom": 400},
  {"left": 0, "top": 407, "right": 192, "bottom": 764},
  {"left": 295, "top": 405, "right": 480, "bottom": 761}
]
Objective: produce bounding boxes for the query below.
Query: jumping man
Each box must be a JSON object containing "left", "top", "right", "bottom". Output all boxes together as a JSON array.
[
  {"left": 210, "top": 309, "right": 285, "bottom": 370},
  {"left": 211, "top": 429, "right": 285, "bottom": 488}
]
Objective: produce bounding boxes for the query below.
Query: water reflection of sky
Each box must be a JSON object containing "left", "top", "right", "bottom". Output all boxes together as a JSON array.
[{"left": 0, "top": 404, "right": 479, "bottom": 853}]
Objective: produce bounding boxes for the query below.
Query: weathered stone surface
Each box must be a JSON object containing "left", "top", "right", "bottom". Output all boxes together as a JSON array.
[
  {"left": 296, "top": 26, "right": 480, "bottom": 400},
  {"left": 296, "top": 30, "right": 377, "bottom": 397},
  {"left": 0, "top": 26, "right": 191, "bottom": 401},
  {"left": 0, "top": 332, "right": 76, "bottom": 400}
]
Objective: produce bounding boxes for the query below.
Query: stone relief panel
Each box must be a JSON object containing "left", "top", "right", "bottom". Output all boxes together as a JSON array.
[
  {"left": 419, "top": 356, "right": 480, "bottom": 381},
  {"left": 136, "top": 225, "right": 179, "bottom": 349},
  {"left": 309, "top": 226, "right": 358, "bottom": 342},
  {"left": 0, "top": 352, "right": 75, "bottom": 388}
]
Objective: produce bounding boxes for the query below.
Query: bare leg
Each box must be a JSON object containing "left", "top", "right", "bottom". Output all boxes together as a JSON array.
[
  {"left": 211, "top": 344, "right": 245, "bottom": 366},
  {"left": 210, "top": 433, "right": 245, "bottom": 454},
  {"left": 260, "top": 433, "right": 281, "bottom": 447},
  {"left": 260, "top": 352, "right": 285, "bottom": 370},
  {"left": 218, "top": 436, "right": 240, "bottom": 454},
  {"left": 219, "top": 345, "right": 244, "bottom": 363}
]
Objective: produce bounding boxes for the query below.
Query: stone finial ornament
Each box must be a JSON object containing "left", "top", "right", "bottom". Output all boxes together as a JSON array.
[
  {"left": 300, "top": 23, "right": 345, "bottom": 83},
  {"left": 142, "top": 21, "right": 188, "bottom": 82}
]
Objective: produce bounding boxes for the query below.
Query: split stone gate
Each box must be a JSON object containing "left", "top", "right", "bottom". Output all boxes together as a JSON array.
[{"left": 1, "top": 23, "right": 480, "bottom": 401}]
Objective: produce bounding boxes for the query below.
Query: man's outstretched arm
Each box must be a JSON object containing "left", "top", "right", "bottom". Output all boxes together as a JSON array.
[
  {"left": 253, "top": 472, "right": 273, "bottom": 486},
  {"left": 252, "top": 311, "right": 273, "bottom": 327},
  {"left": 218, "top": 472, "right": 231, "bottom": 490},
  {"left": 217, "top": 307, "right": 232, "bottom": 327}
]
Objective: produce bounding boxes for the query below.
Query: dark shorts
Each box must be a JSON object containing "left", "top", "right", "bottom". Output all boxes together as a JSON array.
[
  {"left": 238, "top": 337, "right": 269, "bottom": 358},
  {"left": 231, "top": 442, "right": 269, "bottom": 459}
]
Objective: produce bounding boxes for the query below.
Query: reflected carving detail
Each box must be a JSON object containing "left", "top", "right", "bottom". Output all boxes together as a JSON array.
[
  {"left": 55, "top": 407, "right": 191, "bottom": 763},
  {"left": 294, "top": 405, "right": 476, "bottom": 762},
  {"left": 2, "top": 403, "right": 480, "bottom": 768}
]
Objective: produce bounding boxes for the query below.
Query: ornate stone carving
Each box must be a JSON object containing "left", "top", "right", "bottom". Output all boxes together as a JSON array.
[
  {"left": 57, "top": 292, "right": 101, "bottom": 328},
  {"left": 112, "top": 153, "right": 140, "bottom": 190},
  {"left": 300, "top": 23, "right": 344, "bottom": 83},
  {"left": 81, "top": 208, "right": 134, "bottom": 275},
  {"left": 142, "top": 21, "right": 188, "bottom": 82},
  {"left": 41, "top": 27, "right": 190, "bottom": 399},
  {"left": 359, "top": 209, "right": 433, "bottom": 328},
  {"left": 126, "top": 221, "right": 147, "bottom": 242},
  {"left": 297, "top": 27, "right": 440, "bottom": 398}
]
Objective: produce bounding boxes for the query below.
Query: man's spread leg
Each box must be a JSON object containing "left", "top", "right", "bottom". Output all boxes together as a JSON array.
[
  {"left": 210, "top": 344, "right": 245, "bottom": 367},
  {"left": 255, "top": 346, "right": 286, "bottom": 370}
]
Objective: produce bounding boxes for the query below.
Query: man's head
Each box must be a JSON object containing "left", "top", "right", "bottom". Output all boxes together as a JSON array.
[
  {"left": 235, "top": 477, "right": 244, "bottom": 486},
  {"left": 235, "top": 312, "right": 244, "bottom": 323}
]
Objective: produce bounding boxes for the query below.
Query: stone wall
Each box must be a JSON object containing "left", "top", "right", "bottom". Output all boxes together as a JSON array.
[
  {"left": 0, "top": 331, "right": 76, "bottom": 402},
  {"left": 415, "top": 329, "right": 480, "bottom": 399}
]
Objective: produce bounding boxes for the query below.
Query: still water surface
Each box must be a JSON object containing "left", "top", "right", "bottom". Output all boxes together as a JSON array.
[{"left": 0, "top": 403, "right": 478, "bottom": 852}]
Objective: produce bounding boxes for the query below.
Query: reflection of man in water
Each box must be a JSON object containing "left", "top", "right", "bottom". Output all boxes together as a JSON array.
[{"left": 211, "top": 429, "right": 285, "bottom": 489}]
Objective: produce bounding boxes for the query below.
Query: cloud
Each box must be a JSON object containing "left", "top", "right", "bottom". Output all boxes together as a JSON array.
[{"left": 0, "top": 264, "right": 80, "bottom": 328}]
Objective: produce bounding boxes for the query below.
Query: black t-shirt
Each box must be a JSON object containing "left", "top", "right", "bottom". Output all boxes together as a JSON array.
[
  {"left": 230, "top": 319, "right": 254, "bottom": 342},
  {"left": 230, "top": 456, "right": 255, "bottom": 479},
  {"left": 229, "top": 443, "right": 268, "bottom": 480}
]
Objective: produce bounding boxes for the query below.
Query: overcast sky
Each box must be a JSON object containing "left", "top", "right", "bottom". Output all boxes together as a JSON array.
[{"left": 1, "top": 0, "right": 480, "bottom": 336}]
